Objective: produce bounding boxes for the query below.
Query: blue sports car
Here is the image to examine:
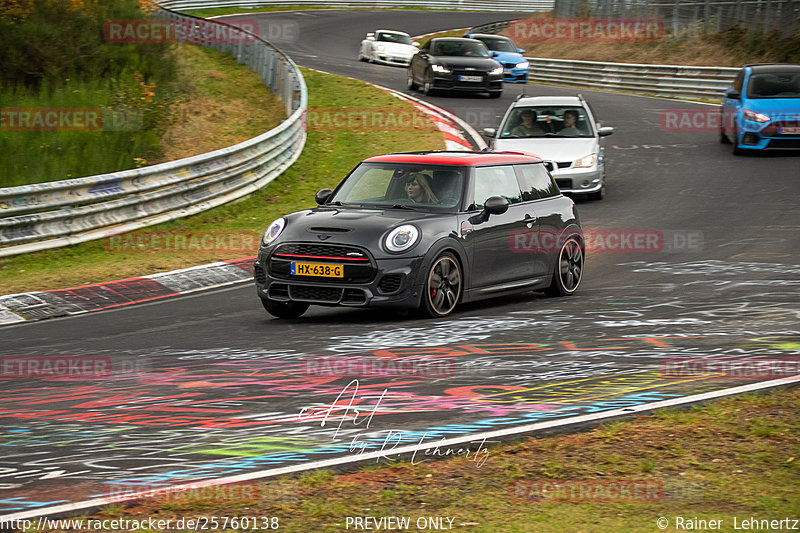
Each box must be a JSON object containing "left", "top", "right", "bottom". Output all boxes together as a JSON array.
[
  {"left": 720, "top": 63, "right": 800, "bottom": 154},
  {"left": 464, "top": 33, "right": 529, "bottom": 83}
]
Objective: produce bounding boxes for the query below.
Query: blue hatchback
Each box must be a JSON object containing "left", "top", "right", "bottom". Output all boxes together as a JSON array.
[
  {"left": 464, "top": 33, "right": 529, "bottom": 83},
  {"left": 721, "top": 64, "right": 800, "bottom": 154}
]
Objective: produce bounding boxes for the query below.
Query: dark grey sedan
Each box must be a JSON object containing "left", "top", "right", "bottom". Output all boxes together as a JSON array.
[{"left": 407, "top": 37, "right": 504, "bottom": 98}]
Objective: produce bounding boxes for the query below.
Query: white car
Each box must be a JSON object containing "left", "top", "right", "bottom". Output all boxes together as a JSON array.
[
  {"left": 482, "top": 95, "right": 614, "bottom": 201},
  {"left": 358, "top": 30, "right": 418, "bottom": 66}
]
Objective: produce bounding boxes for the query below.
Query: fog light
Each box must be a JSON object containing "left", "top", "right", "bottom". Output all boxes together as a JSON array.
[
  {"left": 581, "top": 180, "right": 591, "bottom": 187},
  {"left": 742, "top": 133, "right": 759, "bottom": 145}
]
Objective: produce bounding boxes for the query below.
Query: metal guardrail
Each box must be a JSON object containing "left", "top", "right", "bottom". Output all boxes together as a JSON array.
[
  {"left": 467, "top": 22, "right": 738, "bottom": 101},
  {"left": 526, "top": 57, "right": 738, "bottom": 100},
  {"left": 0, "top": 7, "right": 307, "bottom": 257},
  {"left": 157, "top": 0, "right": 554, "bottom": 11}
]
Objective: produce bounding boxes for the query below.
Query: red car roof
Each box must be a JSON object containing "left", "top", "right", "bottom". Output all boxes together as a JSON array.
[{"left": 364, "top": 151, "right": 543, "bottom": 166}]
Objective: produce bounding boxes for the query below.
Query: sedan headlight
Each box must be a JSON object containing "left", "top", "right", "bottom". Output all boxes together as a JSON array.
[
  {"left": 743, "top": 109, "right": 770, "bottom": 123},
  {"left": 516, "top": 61, "right": 530, "bottom": 69},
  {"left": 572, "top": 153, "right": 597, "bottom": 168},
  {"left": 262, "top": 217, "right": 286, "bottom": 246},
  {"left": 384, "top": 225, "right": 420, "bottom": 253},
  {"left": 489, "top": 66, "right": 504, "bottom": 75},
  {"left": 431, "top": 64, "right": 450, "bottom": 73},
  {"left": 376, "top": 44, "right": 385, "bottom": 51}
]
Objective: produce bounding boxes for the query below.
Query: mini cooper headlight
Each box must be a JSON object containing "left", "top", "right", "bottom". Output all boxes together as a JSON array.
[
  {"left": 262, "top": 217, "right": 286, "bottom": 246},
  {"left": 572, "top": 153, "right": 597, "bottom": 168},
  {"left": 384, "top": 225, "right": 420, "bottom": 253}
]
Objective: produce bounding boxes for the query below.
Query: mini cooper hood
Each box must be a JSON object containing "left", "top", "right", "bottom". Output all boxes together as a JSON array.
[
  {"left": 493, "top": 137, "right": 598, "bottom": 163},
  {"left": 434, "top": 56, "right": 500, "bottom": 70},
  {"left": 277, "top": 206, "right": 446, "bottom": 247}
]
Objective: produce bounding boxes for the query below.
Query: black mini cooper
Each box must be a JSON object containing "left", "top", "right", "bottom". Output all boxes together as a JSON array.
[{"left": 254, "top": 151, "right": 584, "bottom": 318}]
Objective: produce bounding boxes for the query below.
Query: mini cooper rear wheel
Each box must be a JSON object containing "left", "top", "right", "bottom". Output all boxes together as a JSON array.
[
  {"left": 261, "top": 298, "right": 309, "bottom": 319},
  {"left": 545, "top": 236, "right": 583, "bottom": 296},
  {"left": 421, "top": 252, "right": 462, "bottom": 317}
]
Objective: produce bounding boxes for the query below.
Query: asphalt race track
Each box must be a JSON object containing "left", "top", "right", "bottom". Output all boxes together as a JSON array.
[{"left": 2, "top": 9, "right": 800, "bottom": 519}]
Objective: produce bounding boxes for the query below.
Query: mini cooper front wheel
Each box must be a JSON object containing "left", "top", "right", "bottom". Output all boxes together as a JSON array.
[
  {"left": 261, "top": 298, "right": 309, "bottom": 319},
  {"left": 545, "top": 236, "right": 583, "bottom": 297},
  {"left": 420, "top": 252, "right": 462, "bottom": 317}
]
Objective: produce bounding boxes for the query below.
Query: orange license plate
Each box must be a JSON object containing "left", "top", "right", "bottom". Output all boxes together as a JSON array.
[{"left": 291, "top": 262, "right": 343, "bottom": 278}]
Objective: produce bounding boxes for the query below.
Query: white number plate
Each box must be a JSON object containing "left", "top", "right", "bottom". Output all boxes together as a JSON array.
[{"left": 458, "top": 75, "right": 482, "bottom": 82}]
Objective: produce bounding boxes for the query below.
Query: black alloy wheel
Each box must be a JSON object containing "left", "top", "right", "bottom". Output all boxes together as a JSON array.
[
  {"left": 545, "top": 236, "right": 583, "bottom": 296},
  {"left": 421, "top": 252, "right": 462, "bottom": 317}
]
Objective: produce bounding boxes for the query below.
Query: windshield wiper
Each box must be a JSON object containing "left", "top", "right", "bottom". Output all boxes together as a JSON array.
[{"left": 391, "top": 204, "right": 418, "bottom": 210}]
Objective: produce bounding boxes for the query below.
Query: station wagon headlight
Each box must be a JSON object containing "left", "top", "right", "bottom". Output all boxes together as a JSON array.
[
  {"left": 516, "top": 61, "right": 529, "bottom": 69},
  {"left": 489, "top": 66, "right": 504, "bottom": 75},
  {"left": 572, "top": 153, "right": 597, "bottom": 168},
  {"left": 384, "top": 225, "right": 420, "bottom": 253},
  {"left": 431, "top": 64, "right": 450, "bottom": 73},
  {"left": 262, "top": 217, "right": 285, "bottom": 246},
  {"left": 743, "top": 109, "right": 770, "bottom": 123}
]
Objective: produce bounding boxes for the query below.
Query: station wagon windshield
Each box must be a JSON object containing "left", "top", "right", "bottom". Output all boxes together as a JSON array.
[
  {"left": 500, "top": 106, "right": 596, "bottom": 138},
  {"left": 329, "top": 163, "right": 466, "bottom": 210}
]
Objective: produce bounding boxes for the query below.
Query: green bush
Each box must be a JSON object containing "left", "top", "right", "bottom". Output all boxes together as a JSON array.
[
  {"left": 0, "top": 0, "right": 182, "bottom": 186},
  {"left": 0, "top": 0, "right": 175, "bottom": 89}
]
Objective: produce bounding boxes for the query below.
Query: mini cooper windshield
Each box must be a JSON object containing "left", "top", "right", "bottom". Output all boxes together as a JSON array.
[{"left": 328, "top": 162, "right": 466, "bottom": 210}]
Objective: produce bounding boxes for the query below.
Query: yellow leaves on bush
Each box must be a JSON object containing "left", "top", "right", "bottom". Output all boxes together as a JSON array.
[{"left": 0, "top": 0, "right": 34, "bottom": 22}]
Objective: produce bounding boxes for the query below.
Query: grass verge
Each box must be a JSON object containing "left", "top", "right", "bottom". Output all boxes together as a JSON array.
[
  {"left": 47, "top": 386, "right": 800, "bottom": 532},
  {"left": 0, "top": 67, "right": 444, "bottom": 295}
]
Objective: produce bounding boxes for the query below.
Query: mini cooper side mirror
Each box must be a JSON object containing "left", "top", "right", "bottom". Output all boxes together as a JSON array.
[
  {"left": 726, "top": 90, "right": 740, "bottom": 100},
  {"left": 482, "top": 195, "right": 509, "bottom": 220},
  {"left": 315, "top": 188, "right": 333, "bottom": 205}
]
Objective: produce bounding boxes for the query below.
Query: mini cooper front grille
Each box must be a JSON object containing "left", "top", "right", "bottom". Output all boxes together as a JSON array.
[
  {"left": 378, "top": 274, "right": 402, "bottom": 294},
  {"left": 274, "top": 243, "right": 370, "bottom": 261},
  {"left": 290, "top": 285, "right": 342, "bottom": 303}
]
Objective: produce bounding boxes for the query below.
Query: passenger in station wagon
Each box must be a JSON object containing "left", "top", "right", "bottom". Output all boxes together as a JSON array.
[
  {"left": 405, "top": 172, "right": 438, "bottom": 204},
  {"left": 511, "top": 109, "right": 544, "bottom": 137}
]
